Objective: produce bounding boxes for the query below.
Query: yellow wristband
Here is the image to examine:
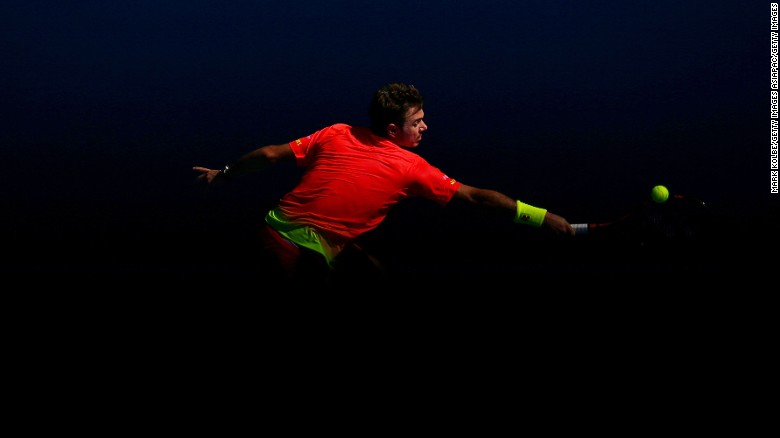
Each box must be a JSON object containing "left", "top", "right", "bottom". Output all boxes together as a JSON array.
[{"left": 514, "top": 201, "right": 547, "bottom": 227}]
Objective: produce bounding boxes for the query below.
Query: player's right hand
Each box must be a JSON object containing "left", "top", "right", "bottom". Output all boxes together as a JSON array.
[{"left": 544, "top": 212, "right": 576, "bottom": 236}]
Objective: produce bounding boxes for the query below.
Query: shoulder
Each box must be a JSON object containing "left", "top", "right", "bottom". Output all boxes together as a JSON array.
[
  {"left": 325, "top": 123, "right": 352, "bottom": 134},
  {"left": 308, "top": 123, "right": 353, "bottom": 141},
  {"left": 323, "top": 124, "right": 388, "bottom": 147}
]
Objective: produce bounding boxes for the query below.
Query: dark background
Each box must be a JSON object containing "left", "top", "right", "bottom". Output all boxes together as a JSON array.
[{"left": 2, "top": 1, "right": 775, "bottom": 285}]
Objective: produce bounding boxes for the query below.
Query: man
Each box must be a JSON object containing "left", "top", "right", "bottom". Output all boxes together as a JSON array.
[{"left": 194, "top": 82, "right": 574, "bottom": 284}]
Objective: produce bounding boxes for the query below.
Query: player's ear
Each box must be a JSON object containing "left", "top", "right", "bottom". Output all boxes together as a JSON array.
[{"left": 387, "top": 124, "right": 398, "bottom": 138}]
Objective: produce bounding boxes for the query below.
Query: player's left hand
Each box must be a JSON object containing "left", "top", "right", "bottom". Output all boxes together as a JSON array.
[{"left": 192, "top": 166, "right": 222, "bottom": 184}]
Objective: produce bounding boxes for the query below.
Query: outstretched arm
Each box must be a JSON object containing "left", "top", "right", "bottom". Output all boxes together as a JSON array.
[
  {"left": 452, "top": 183, "right": 575, "bottom": 236},
  {"left": 193, "top": 143, "right": 295, "bottom": 184}
]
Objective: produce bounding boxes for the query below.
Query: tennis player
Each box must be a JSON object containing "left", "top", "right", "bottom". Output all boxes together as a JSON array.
[{"left": 194, "top": 82, "right": 575, "bottom": 284}]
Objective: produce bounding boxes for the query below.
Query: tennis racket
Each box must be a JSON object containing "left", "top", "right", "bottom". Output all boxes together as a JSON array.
[{"left": 570, "top": 194, "right": 714, "bottom": 247}]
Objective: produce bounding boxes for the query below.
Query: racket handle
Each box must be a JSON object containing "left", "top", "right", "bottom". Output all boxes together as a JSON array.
[{"left": 571, "top": 223, "right": 589, "bottom": 235}]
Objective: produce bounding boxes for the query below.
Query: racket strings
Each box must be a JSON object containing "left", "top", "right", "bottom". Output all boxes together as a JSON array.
[{"left": 638, "top": 197, "right": 712, "bottom": 243}]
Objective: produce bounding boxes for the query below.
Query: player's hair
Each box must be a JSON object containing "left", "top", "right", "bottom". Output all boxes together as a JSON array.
[{"left": 368, "top": 83, "right": 424, "bottom": 136}]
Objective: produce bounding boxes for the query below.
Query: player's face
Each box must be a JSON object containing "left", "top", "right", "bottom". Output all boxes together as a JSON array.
[{"left": 393, "top": 108, "right": 427, "bottom": 148}]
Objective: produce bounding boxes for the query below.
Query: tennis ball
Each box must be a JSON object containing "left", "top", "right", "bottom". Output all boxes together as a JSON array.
[{"left": 651, "top": 185, "right": 669, "bottom": 203}]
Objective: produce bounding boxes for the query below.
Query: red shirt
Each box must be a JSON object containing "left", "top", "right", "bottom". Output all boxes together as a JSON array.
[{"left": 277, "top": 124, "right": 462, "bottom": 246}]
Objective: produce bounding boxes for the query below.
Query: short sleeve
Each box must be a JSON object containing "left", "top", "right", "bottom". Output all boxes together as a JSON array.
[
  {"left": 289, "top": 133, "right": 317, "bottom": 166},
  {"left": 409, "top": 158, "right": 462, "bottom": 205}
]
